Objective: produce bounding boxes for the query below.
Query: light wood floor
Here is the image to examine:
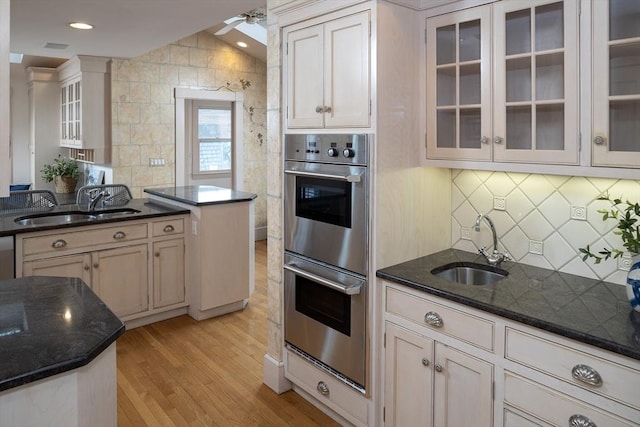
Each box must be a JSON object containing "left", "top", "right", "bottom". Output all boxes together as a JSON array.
[{"left": 116, "top": 240, "right": 340, "bottom": 426}]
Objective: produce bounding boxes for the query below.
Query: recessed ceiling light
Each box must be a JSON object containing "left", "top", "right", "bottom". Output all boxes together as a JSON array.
[
  {"left": 237, "top": 41, "right": 248, "bottom": 48},
  {"left": 69, "top": 22, "right": 93, "bottom": 30}
]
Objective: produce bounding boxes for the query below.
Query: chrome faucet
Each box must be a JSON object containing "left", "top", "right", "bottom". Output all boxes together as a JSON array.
[
  {"left": 474, "top": 214, "right": 510, "bottom": 267},
  {"left": 88, "top": 189, "right": 108, "bottom": 210}
]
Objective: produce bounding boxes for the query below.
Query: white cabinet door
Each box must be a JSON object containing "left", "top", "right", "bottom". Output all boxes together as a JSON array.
[
  {"left": 426, "top": 6, "right": 492, "bottom": 161},
  {"left": 591, "top": 0, "right": 640, "bottom": 168},
  {"left": 152, "top": 238, "right": 185, "bottom": 308},
  {"left": 384, "top": 322, "right": 434, "bottom": 427},
  {"left": 92, "top": 244, "right": 148, "bottom": 318},
  {"left": 433, "top": 342, "right": 493, "bottom": 427},
  {"left": 23, "top": 253, "right": 92, "bottom": 285},
  {"left": 286, "top": 11, "right": 370, "bottom": 129},
  {"left": 493, "top": 0, "right": 579, "bottom": 165}
]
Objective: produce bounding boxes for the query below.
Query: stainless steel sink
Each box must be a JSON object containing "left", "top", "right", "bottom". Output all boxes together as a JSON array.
[
  {"left": 431, "top": 262, "right": 508, "bottom": 286},
  {"left": 14, "top": 208, "right": 141, "bottom": 226}
]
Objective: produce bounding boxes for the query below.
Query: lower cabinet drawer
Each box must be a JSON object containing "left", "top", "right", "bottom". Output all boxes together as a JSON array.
[
  {"left": 285, "top": 349, "right": 367, "bottom": 427},
  {"left": 504, "top": 372, "right": 637, "bottom": 427},
  {"left": 505, "top": 327, "right": 640, "bottom": 411}
]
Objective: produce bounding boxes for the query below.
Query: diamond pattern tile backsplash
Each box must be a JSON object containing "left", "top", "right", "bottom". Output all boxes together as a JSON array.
[{"left": 450, "top": 170, "right": 640, "bottom": 286}]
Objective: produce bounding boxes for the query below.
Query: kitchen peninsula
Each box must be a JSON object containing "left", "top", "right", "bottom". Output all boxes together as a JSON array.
[
  {"left": 0, "top": 276, "right": 124, "bottom": 426},
  {"left": 144, "top": 185, "right": 257, "bottom": 320}
]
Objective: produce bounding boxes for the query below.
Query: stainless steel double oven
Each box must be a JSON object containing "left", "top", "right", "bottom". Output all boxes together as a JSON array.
[{"left": 283, "top": 133, "right": 370, "bottom": 392}]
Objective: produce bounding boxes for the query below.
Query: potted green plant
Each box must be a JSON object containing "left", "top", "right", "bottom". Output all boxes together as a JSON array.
[
  {"left": 579, "top": 194, "right": 640, "bottom": 313},
  {"left": 41, "top": 154, "right": 80, "bottom": 193}
]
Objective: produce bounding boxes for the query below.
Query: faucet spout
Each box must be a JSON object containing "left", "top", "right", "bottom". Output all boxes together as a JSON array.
[
  {"left": 88, "top": 190, "right": 108, "bottom": 210},
  {"left": 474, "top": 213, "right": 510, "bottom": 266}
]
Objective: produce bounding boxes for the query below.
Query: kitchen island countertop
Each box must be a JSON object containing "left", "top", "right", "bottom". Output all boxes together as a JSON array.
[
  {"left": 377, "top": 249, "right": 640, "bottom": 361},
  {"left": 0, "top": 276, "right": 124, "bottom": 392},
  {"left": 144, "top": 185, "right": 257, "bottom": 207}
]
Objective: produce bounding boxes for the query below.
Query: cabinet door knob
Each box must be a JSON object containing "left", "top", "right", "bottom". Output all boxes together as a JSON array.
[
  {"left": 93, "top": 262, "right": 99, "bottom": 269},
  {"left": 163, "top": 225, "right": 175, "bottom": 233},
  {"left": 569, "top": 414, "right": 596, "bottom": 427},
  {"left": 113, "top": 231, "right": 126, "bottom": 240},
  {"left": 84, "top": 264, "right": 90, "bottom": 271},
  {"left": 315, "top": 106, "right": 324, "bottom": 113},
  {"left": 155, "top": 252, "right": 160, "bottom": 257},
  {"left": 593, "top": 135, "right": 606, "bottom": 145},
  {"left": 424, "top": 311, "right": 443, "bottom": 327},
  {"left": 421, "top": 358, "right": 430, "bottom": 367},
  {"left": 480, "top": 136, "right": 489, "bottom": 144},
  {"left": 324, "top": 106, "right": 332, "bottom": 113},
  {"left": 494, "top": 136, "right": 503, "bottom": 144},
  {"left": 52, "top": 239, "right": 67, "bottom": 249},
  {"left": 571, "top": 364, "right": 603, "bottom": 387},
  {"left": 316, "top": 381, "right": 330, "bottom": 396},
  {"left": 434, "top": 363, "right": 443, "bottom": 373}
]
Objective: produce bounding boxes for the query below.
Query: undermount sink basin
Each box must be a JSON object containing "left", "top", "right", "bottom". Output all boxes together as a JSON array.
[
  {"left": 431, "top": 262, "right": 508, "bottom": 286},
  {"left": 14, "top": 209, "right": 141, "bottom": 226}
]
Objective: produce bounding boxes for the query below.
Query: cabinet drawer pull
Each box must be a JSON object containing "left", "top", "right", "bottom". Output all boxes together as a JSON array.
[
  {"left": 571, "top": 364, "right": 602, "bottom": 387},
  {"left": 434, "top": 363, "right": 443, "bottom": 373},
  {"left": 163, "top": 225, "right": 175, "bottom": 233},
  {"left": 51, "top": 239, "right": 67, "bottom": 249},
  {"left": 569, "top": 414, "right": 596, "bottom": 427},
  {"left": 593, "top": 135, "right": 606, "bottom": 145},
  {"left": 113, "top": 231, "right": 126, "bottom": 240},
  {"left": 424, "top": 311, "right": 443, "bottom": 327},
  {"left": 421, "top": 358, "right": 430, "bottom": 367},
  {"left": 316, "top": 381, "right": 329, "bottom": 396}
]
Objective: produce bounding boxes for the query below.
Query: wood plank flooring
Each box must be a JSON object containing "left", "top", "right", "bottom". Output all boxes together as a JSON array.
[{"left": 116, "top": 241, "right": 340, "bottom": 426}]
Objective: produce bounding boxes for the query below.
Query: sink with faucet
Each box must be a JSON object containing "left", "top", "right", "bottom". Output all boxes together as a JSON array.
[
  {"left": 430, "top": 261, "right": 508, "bottom": 286},
  {"left": 473, "top": 213, "right": 510, "bottom": 267}
]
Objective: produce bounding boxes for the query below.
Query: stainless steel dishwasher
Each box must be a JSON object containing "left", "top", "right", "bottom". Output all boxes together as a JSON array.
[{"left": 0, "top": 236, "right": 15, "bottom": 280}]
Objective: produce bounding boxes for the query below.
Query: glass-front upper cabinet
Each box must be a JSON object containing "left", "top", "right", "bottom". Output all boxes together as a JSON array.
[
  {"left": 493, "top": 0, "right": 578, "bottom": 164},
  {"left": 426, "top": 7, "right": 492, "bottom": 161},
  {"left": 592, "top": 0, "right": 640, "bottom": 168}
]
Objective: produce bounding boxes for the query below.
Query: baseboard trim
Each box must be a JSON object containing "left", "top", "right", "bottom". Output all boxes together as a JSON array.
[{"left": 263, "top": 353, "right": 291, "bottom": 394}]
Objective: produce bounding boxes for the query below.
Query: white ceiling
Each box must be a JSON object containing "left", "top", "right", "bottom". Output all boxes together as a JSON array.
[{"left": 10, "top": 0, "right": 266, "bottom": 67}]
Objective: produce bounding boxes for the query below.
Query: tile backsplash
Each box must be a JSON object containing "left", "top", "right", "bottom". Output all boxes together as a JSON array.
[{"left": 451, "top": 169, "right": 640, "bottom": 286}]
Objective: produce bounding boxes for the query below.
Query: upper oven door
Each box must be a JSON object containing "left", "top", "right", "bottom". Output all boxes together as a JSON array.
[{"left": 284, "top": 161, "right": 368, "bottom": 276}]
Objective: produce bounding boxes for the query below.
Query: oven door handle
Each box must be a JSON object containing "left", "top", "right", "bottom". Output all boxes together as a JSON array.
[
  {"left": 284, "top": 264, "right": 362, "bottom": 295},
  {"left": 284, "top": 169, "right": 362, "bottom": 183}
]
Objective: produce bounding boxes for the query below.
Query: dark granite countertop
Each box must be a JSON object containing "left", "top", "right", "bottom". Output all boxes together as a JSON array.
[
  {"left": 377, "top": 249, "right": 640, "bottom": 361},
  {"left": 144, "top": 185, "right": 257, "bottom": 207},
  {"left": 0, "top": 199, "right": 190, "bottom": 237},
  {"left": 0, "top": 276, "right": 125, "bottom": 392}
]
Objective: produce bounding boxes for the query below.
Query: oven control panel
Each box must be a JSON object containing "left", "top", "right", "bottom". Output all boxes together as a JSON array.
[{"left": 284, "top": 134, "right": 370, "bottom": 165}]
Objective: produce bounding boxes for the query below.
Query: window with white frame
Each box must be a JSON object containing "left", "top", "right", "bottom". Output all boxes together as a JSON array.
[{"left": 191, "top": 100, "right": 234, "bottom": 177}]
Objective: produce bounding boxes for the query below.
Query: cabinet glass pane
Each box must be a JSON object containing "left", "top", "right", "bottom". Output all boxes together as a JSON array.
[
  {"left": 437, "top": 25, "right": 456, "bottom": 65},
  {"left": 610, "top": 42, "right": 640, "bottom": 96},
  {"left": 535, "top": 2, "right": 563, "bottom": 52},
  {"left": 437, "top": 110, "right": 456, "bottom": 148},
  {"left": 506, "top": 9, "right": 531, "bottom": 55},
  {"left": 506, "top": 106, "right": 532, "bottom": 149},
  {"left": 610, "top": 0, "right": 640, "bottom": 41},
  {"left": 536, "top": 104, "right": 564, "bottom": 150},
  {"left": 506, "top": 57, "right": 532, "bottom": 102},
  {"left": 437, "top": 66, "right": 456, "bottom": 106},
  {"left": 459, "top": 20, "right": 481, "bottom": 62},
  {"left": 610, "top": 100, "right": 640, "bottom": 152},
  {"left": 460, "top": 64, "right": 481, "bottom": 105},
  {"left": 460, "top": 109, "right": 481, "bottom": 149},
  {"left": 536, "top": 52, "right": 564, "bottom": 100}
]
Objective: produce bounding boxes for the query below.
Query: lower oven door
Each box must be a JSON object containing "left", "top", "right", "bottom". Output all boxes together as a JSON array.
[{"left": 284, "top": 253, "right": 366, "bottom": 389}]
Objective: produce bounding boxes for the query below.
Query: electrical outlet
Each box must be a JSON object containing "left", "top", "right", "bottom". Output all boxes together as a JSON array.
[
  {"left": 493, "top": 197, "right": 506, "bottom": 211},
  {"left": 619, "top": 256, "right": 632, "bottom": 271},
  {"left": 570, "top": 205, "right": 587, "bottom": 221},
  {"left": 192, "top": 220, "right": 198, "bottom": 235},
  {"left": 461, "top": 227, "right": 472, "bottom": 240},
  {"left": 529, "top": 240, "right": 543, "bottom": 255}
]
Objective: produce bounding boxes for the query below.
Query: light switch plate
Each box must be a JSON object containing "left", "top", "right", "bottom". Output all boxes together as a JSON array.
[
  {"left": 493, "top": 197, "right": 506, "bottom": 211},
  {"left": 570, "top": 205, "right": 587, "bottom": 221},
  {"left": 529, "top": 240, "right": 543, "bottom": 255}
]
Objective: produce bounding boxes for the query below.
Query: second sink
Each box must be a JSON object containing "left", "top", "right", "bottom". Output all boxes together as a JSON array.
[{"left": 431, "top": 262, "right": 508, "bottom": 286}]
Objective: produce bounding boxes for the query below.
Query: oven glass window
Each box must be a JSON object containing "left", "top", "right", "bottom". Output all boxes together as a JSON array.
[
  {"left": 295, "top": 275, "right": 351, "bottom": 336},
  {"left": 296, "top": 176, "right": 352, "bottom": 228}
]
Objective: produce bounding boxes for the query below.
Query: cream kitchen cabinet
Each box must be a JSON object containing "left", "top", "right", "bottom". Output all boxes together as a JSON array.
[
  {"left": 384, "top": 287, "right": 494, "bottom": 427},
  {"left": 426, "top": 0, "right": 579, "bottom": 166},
  {"left": 17, "top": 214, "right": 188, "bottom": 325},
  {"left": 591, "top": 0, "right": 640, "bottom": 169},
  {"left": 284, "top": 10, "right": 370, "bottom": 129},
  {"left": 56, "top": 55, "right": 111, "bottom": 164}
]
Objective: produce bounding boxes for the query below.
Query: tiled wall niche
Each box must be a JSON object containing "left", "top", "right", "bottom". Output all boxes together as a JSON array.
[{"left": 451, "top": 169, "right": 640, "bottom": 286}]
